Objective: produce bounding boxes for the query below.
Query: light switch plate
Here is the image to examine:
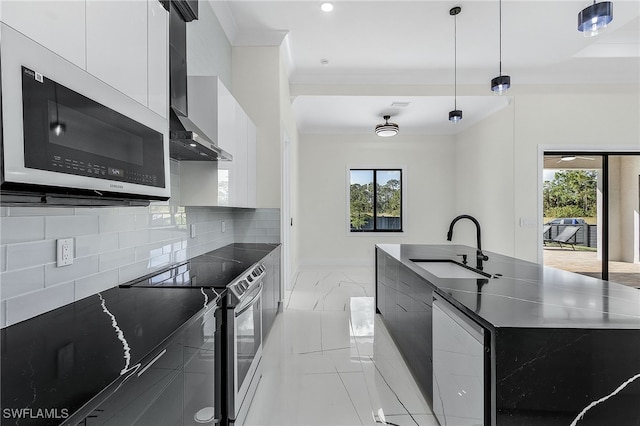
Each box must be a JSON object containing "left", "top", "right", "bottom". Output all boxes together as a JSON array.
[
  {"left": 56, "top": 238, "right": 74, "bottom": 267},
  {"left": 221, "top": 221, "right": 226, "bottom": 233},
  {"left": 190, "top": 224, "right": 196, "bottom": 239}
]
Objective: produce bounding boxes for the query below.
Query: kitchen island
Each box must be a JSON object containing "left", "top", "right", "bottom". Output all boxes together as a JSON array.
[{"left": 376, "top": 244, "right": 640, "bottom": 426}]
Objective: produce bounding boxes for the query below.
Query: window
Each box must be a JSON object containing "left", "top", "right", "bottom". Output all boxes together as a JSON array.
[{"left": 350, "top": 169, "right": 402, "bottom": 232}]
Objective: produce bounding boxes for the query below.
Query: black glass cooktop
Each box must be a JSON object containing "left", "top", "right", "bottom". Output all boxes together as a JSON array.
[{"left": 121, "top": 243, "right": 279, "bottom": 289}]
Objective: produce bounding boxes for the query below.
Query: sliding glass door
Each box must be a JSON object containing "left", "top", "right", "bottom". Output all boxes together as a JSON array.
[{"left": 542, "top": 152, "right": 640, "bottom": 288}]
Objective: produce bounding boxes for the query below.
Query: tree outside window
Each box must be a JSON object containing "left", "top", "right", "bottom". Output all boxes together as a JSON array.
[{"left": 350, "top": 169, "right": 402, "bottom": 232}]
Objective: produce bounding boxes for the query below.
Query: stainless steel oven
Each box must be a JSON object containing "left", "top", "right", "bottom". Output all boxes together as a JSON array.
[
  {"left": 226, "top": 263, "right": 265, "bottom": 426},
  {"left": 0, "top": 23, "right": 170, "bottom": 203}
]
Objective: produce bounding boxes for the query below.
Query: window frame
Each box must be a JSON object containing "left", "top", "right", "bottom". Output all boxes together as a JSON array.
[{"left": 347, "top": 167, "right": 405, "bottom": 234}]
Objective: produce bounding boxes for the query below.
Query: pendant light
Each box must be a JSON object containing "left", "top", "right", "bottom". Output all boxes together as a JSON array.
[
  {"left": 578, "top": 1, "right": 613, "bottom": 37},
  {"left": 490, "top": 0, "right": 510, "bottom": 94},
  {"left": 449, "top": 6, "right": 462, "bottom": 123},
  {"left": 375, "top": 115, "right": 399, "bottom": 137}
]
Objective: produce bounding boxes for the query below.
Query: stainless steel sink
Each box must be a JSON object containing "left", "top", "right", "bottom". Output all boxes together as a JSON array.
[{"left": 410, "top": 259, "right": 491, "bottom": 279}]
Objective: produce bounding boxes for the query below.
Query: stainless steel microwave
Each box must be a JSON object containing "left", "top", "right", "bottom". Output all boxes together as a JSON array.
[{"left": 0, "top": 24, "right": 170, "bottom": 205}]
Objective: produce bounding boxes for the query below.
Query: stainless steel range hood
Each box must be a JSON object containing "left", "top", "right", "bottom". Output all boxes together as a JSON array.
[
  {"left": 169, "top": 109, "right": 232, "bottom": 161},
  {"left": 169, "top": 1, "right": 231, "bottom": 162}
]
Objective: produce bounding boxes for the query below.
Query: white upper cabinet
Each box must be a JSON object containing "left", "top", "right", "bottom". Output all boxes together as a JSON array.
[
  {"left": 147, "top": 0, "right": 169, "bottom": 118},
  {"left": 4, "top": 0, "right": 170, "bottom": 117},
  {"left": 86, "top": 0, "right": 148, "bottom": 107},
  {"left": 247, "top": 120, "right": 257, "bottom": 208},
  {"left": 183, "top": 76, "right": 257, "bottom": 208},
  {"left": 0, "top": 1, "right": 87, "bottom": 69}
]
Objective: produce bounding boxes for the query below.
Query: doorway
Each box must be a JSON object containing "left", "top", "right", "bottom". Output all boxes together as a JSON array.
[{"left": 542, "top": 151, "right": 640, "bottom": 288}]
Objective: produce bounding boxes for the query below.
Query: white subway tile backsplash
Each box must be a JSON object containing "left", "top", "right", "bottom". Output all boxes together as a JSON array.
[
  {"left": 134, "top": 241, "right": 174, "bottom": 262},
  {"left": 45, "top": 255, "right": 99, "bottom": 287},
  {"left": 73, "top": 207, "right": 119, "bottom": 216},
  {"left": 45, "top": 215, "right": 99, "bottom": 239},
  {"left": 75, "top": 233, "right": 119, "bottom": 258},
  {"left": 6, "top": 240, "right": 56, "bottom": 271},
  {"left": 0, "top": 205, "right": 279, "bottom": 327},
  {"left": 0, "top": 245, "right": 6, "bottom": 272},
  {"left": 119, "top": 229, "right": 150, "bottom": 249},
  {"left": 0, "top": 300, "right": 6, "bottom": 328},
  {"left": 1, "top": 266, "right": 45, "bottom": 300},
  {"left": 1, "top": 216, "right": 45, "bottom": 244},
  {"left": 149, "top": 228, "right": 175, "bottom": 243},
  {"left": 6, "top": 281, "right": 74, "bottom": 326},
  {"left": 99, "top": 248, "right": 136, "bottom": 271},
  {"left": 75, "top": 269, "right": 119, "bottom": 301},
  {"left": 135, "top": 214, "right": 150, "bottom": 230},
  {"left": 100, "top": 214, "right": 135, "bottom": 233},
  {"left": 9, "top": 207, "right": 70, "bottom": 217},
  {"left": 119, "top": 259, "right": 160, "bottom": 284}
]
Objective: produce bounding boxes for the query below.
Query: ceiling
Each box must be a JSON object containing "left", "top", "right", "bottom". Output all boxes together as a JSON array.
[{"left": 210, "top": 1, "right": 640, "bottom": 135}]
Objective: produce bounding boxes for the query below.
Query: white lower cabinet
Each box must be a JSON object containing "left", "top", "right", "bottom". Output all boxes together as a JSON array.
[{"left": 432, "top": 296, "right": 485, "bottom": 426}]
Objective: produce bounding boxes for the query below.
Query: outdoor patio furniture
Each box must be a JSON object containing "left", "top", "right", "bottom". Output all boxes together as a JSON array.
[
  {"left": 553, "top": 225, "right": 581, "bottom": 250},
  {"left": 543, "top": 225, "right": 552, "bottom": 246}
]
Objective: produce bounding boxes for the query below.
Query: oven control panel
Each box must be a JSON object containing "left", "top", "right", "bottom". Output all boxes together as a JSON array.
[{"left": 228, "top": 263, "right": 265, "bottom": 301}]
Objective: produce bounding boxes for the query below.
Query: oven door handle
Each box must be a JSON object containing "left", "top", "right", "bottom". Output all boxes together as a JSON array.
[{"left": 235, "top": 281, "right": 263, "bottom": 317}]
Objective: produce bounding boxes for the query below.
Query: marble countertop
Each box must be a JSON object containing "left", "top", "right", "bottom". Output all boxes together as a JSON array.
[
  {"left": 377, "top": 244, "right": 640, "bottom": 329},
  {"left": 0, "top": 243, "right": 279, "bottom": 425}
]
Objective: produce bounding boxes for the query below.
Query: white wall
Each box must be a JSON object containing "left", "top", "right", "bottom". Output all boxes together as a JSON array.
[
  {"left": 455, "top": 102, "right": 515, "bottom": 255},
  {"left": 297, "top": 133, "right": 456, "bottom": 266},
  {"left": 455, "top": 86, "right": 640, "bottom": 263}
]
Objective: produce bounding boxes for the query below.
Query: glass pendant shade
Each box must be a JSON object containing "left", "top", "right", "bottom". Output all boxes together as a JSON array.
[
  {"left": 449, "top": 110, "right": 462, "bottom": 123},
  {"left": 578, "top": 1, "right": 613, "bottom": 37},
  {"left": 491, "top": 75, "right": 511, "bottom": 94}
]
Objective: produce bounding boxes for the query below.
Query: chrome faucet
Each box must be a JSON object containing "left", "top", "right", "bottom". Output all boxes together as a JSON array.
[{"left": 446, "top": 214, "right": 489, "bottom": 270}]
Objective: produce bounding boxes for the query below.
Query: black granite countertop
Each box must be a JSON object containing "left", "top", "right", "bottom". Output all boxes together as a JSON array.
[
  {"left": 0, "top": 243, "right": 280, "bottom": 425},
  {"left": 377, "top": 244, "right": 640, "bottom": 329},
  {"left": 123, "top": 243, "right": 280, "bottom": 289}
]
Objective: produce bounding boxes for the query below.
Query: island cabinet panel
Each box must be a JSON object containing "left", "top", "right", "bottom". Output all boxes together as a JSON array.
[
  {"left": 495, "top": 327, "right": 640, "bottom": 426},
  {"left": 376, "top": 243, "right": 640, "bottom": 425},
  {"left": 375, "top": 247, "right": 433, "bottom": 405}
]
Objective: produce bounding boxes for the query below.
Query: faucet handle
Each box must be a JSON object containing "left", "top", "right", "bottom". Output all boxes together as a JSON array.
[
  {"left": 477, "top": 251, "right": 489, "bottom": 261},
  {"left": 456, "top": 254, "right": 468, "bottom": 265}
]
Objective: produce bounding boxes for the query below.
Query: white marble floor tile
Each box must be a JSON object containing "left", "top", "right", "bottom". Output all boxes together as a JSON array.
[{"left": 245, "top": 266, "right": 434, "bottom": 426}]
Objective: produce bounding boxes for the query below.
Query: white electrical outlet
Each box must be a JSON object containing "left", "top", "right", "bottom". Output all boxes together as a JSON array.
[
  {"left": 190, "top": 224, "right": 196, "bottom": 239},
  {"left": 56, "top": 238, "right": 74, "bottom": 267},
  {"left": 221, "top": 221, "right": 226, "bottom": 233}
]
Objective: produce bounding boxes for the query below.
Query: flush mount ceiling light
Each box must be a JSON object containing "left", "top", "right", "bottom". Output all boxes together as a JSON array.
[
  {"left": 320, "top": 2, "right": 334, "bottom": 12},
  {"left": 449, "top": 6, "right": 462, "bottom": 123},
  {"left": 375, "top": 115, "right": 399, "bottom": 137},
  {"left": 491, "top": 0, "right": 511, "bottom": 94},
  {"left": 578, "top": 1, "right": 613, "bottom": 37}
]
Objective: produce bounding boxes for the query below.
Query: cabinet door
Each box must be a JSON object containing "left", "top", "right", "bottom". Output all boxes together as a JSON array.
[
  {"left": 86, "top": 0, "right": 148, "bottom": 106},
  {"left": 233, "top": 105, "right": 249, "bottom": 207},
  {"left": 216, "top": 80, "right": 236, "bottom": 156},
  {"left": 147, "top": 0, "right": 168, "bottom": 118},
  {"left": 82, "top": 338, "right": 183, "bottom": 425},
  {"left": 247, "top": 120, "right": 257, "bottom": 208},
  {"left": 0, "top": 0, "right": 86, "bottom": 69}
]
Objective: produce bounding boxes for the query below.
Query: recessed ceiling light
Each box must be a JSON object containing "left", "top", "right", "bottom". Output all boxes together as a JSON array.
[
  {"left": 321, "top": 2, "right": 334, "bottom": 12},
  {"left": 320, "top": 58, "right": 329, "bottom": 66},
  {"left": 391, "top": 102, "right": 411, "bottom": 108}
]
